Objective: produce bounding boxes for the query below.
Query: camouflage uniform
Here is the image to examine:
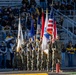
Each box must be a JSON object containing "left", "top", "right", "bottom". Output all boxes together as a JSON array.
[
  {"left": 12, "top": 42, "right": 26, "bottom": 70},
  {"left": 52, "top": 39, "right": 62, "bottom": 71},
  {"left": 27, "top": 41, "right": 32, "bottom": 70},
  {"left": 12, "top": 43, "right": 17, "bottom": 70},
  {"left": 31, "top": 41, "right": 35, "bottom": 70},
  {"left": 37, "top": 40, "right": 42, "bottom": 71},
  {"left": 20, "top": 44, "right": 27, "bottom": 70},
  {"left": 47, "top": 42, "right": 52, "bottom": 71},
  {"left": 43, "top": 51, "right": 47, "bottom": 70},
  {"left": 36, "top": 40, "right": 41, "bottom": 71},
  {"left": 32, "top": 41, "right": 37, "bottom": 70},
  {"left": 26, "top": 42, "right": 30, "bottom": 70}
]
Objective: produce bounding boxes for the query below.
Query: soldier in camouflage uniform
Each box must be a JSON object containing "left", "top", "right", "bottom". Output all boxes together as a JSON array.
[
  {"left": 20, "top": 41, "right": 27, "bottom": 70},
  {"left": 27, "top": 38, "right": 32, "bottom": 70},
  {"left": 52, "top": 36, "right": 62, "bottom": 72},
  {"left": 23, "top": 40, "right": 29, "bottom": 70},
  {"left": 12, "top": 41, "right": 17, "bottom": 70},
  {"left": 12, "top": 39, "right": 26, "bottom": 70},
  {"left": 43, "top": 50, "right": 47, "bottom": 70},
  {"left": 36, "top": 39, "right": 42, "bottom": 71},
  {"left": 26, "top": 40, "right": 30, "bottom": 70},
  {"left": 36, "top": 39, "right": 41, "bottom": 71},
  {"left": 47, "top": 41, "right": 52, "bottom": 71},
  {"left": 32, "top": 40, "right": 37, "bottom": 70}
]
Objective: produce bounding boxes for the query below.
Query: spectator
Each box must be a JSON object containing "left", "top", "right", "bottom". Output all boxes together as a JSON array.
[
  {"left": 66, "top": 3, "right": 74, "bottom": 15},
  {"left": 66, "top": 41, "right": 74, "bottom": 67},
  {"left": 20, "top": 4, "right": 27, "bottom": 13},
  {"left": 29, "top": 5, "right": 36, "bottom": 14},
  {"left": 13, "top": 7, "right": 19, "bottom": 16},
  {"left": 8, "top": 14, "right": 15, "bottom": 26},
  {"left": 61, "top": 43, "right": 66, "bottom": 67},
  {"left": 26, "top": 15, "right": 31, "bottom": 30},
  {"left": 59, "top": 16, "right": 64, "bottom": 26},
  {"left": 0, "top": 44, "right": 3, "bottom": 68},
  {"left": 9, "top": 39, "right": 15, "bottom": 68},
  {"left": 47, "top": 0, "right": 52, "bottom": 7},
  {"left": 0, "top": 24, "right": 2, "bottom": 30},
  {"left": 39, "top": 0, "right": 46, "bottom": 10},
  {"left": 74, "top": 29, "right": 76, "bottom": 35},
  {"left": 0, "top": 41, "right": 7, "bottom": 68},
  {"left": 74, "top": 44, "right": 76, "bottom": 49},
  {"left": 60, "top": 3, "right": 66, "bottom": 14},
  {"left": 2, "top": 31, "right": 6, "bottom": 40},
  {"left": 22, "top": 0, "right": 29, "bottom": 7},
  {"left": 6, "top": 41, "right": 11, "bottom": 68},
  {"left": 3, "top": 25, "right": 11, "bottom": 30},
  {"left": 30, "top": 0, "right": 37, "bottom": 6},
  {"left": 53, "top": 2, "right": 60, "bottom": 10}
]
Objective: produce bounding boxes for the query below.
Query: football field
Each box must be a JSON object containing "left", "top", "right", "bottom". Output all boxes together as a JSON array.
[
  {"left": 0, "top": 70, "right": 71, "bottom": 75},
  {"left": 0, "top": 69, "right": 76, "bottom": 75}
]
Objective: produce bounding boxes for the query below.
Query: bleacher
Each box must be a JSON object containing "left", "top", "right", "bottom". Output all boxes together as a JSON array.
[
  {"left": 0, "top": 0, "right": 22, "bottom": 7},
  {"left": 53, "top": 0, "right": 76, "bottom": 45},
  {"left": 0, "top": 0, "right": 75, "bottom": 45},
  {"left": 55, "top": 9, "right": 76, "bottom": 45}
]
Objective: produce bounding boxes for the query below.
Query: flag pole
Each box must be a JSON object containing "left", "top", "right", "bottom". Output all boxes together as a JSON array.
[
  {"left": 46, "top": 9, "right": 49, "bottom": 71},
  {"left": 41, "top": 45, "right": 43, "bottom": 70},
  {"left": 51, "top": 0, "right": 55, "bottom": 72},
  {"left": 27, "top": 44, "right": 29, "bottom": 70},
  {"left": 37, "top": 41, "right": 39, "bottom": 71},
  {"left": 32, "top": 42, "right": 34, "bottom": 71},
  {"left": 41, "top": 8, "right": 44, "bottom": 71},
  {"left": 47, "top": 46, "right": 49, "bottom": 71},
  {"left": 36, "top": 17, "right": 40, "bottom": 71}
]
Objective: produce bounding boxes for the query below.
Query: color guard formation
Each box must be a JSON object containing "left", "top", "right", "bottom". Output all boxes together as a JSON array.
[{"left": 12, "top": 35, "right": 63, "bottom": 72}]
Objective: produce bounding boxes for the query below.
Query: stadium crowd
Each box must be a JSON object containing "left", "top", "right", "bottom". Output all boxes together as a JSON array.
[{"left": 0, "top": 0, "right": 76, "bottom": 70}]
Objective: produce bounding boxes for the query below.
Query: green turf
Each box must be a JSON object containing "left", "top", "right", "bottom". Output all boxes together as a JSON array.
[{"left": 65, "top": 72, "right": 76, "bottom": 75}]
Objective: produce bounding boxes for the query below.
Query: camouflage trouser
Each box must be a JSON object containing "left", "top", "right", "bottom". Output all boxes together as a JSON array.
[
  {"left": 23, "top": 55, "right": 27, "bottom": 70},
  {"left": 13, "top": 52, "right": 24, "bottom": 70},
  {"left": 49, "top": 52, "right": 52, "bottom": 69},
  {"left": 43, "top": 52, "right": 47, "bottom": 70},
  {"left": 52, "top": 50, "right": 61, "bottom": 70}
]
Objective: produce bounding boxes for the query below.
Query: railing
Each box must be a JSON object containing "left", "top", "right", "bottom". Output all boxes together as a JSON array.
[
  {"left": 57, "top": 25, "right": 76, "bottom": 45},
  {"left": 58, "top": 10, "right": 76, "bottom": 22},
  {"left": 54, "top": 9, "right": 76, "bottom": 26},
  {"left": 59, "top": 10, "right": 76, "bottom": 15},
  {"left": 63, "top": 27, "right": 76, "bottom": 37},
  {"left": 54, "top": 8, "right": 76, "bottom": 44},
  {"left": 54, "top": 9, "right": 76, "bottom": 35}
]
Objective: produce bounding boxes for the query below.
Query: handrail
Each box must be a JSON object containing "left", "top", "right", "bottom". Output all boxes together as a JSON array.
[
  {"left": 56, "top": 15, "right": 75, "bottom": 27},
  {"left": 62, "top": 26, "right": 76, "bottom": 38},
  {"left": 54, "top": 8, "right": 76, "bottom": 26}
]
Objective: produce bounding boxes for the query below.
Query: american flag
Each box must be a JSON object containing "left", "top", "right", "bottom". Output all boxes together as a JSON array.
[
  {"left": 47, "top": 9, "right": 57, "bottom": 43},
  {"left": 52, "top": 19, "right": 57, "bottom": 43},
  {"left": 47, "top": 18, "right": 53, "bottom": 35}
]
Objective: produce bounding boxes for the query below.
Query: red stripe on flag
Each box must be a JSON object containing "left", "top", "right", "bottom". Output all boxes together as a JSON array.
[
  {"left": 54, "top": 21, "right": 56, "bottom": 39},
  {"left": 48, "top": 24, "right": 53, "bottom": 27},
  {"left": 41, "top": 11, "right": 45, "bottom": 38},
  {"left": 52, "top": 20, "right": 57, "bottom": 43},
  {"left": 47, "top": 18, "right": 53, "bottom": 35}
]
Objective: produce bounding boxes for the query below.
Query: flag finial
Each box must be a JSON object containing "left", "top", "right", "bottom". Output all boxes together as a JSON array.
[{"left": 46, "top": 8, "right": 48, "bottom": 13}]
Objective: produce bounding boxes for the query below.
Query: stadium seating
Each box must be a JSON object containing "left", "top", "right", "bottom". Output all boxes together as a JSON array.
[{"left": 0, "top": 0, "right": 22, "bottom": 7}]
